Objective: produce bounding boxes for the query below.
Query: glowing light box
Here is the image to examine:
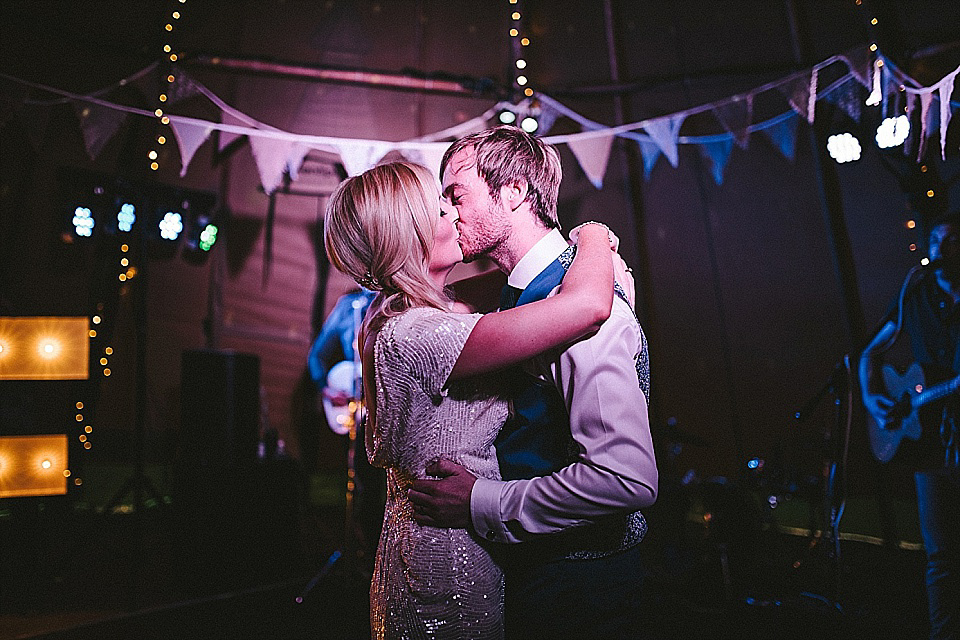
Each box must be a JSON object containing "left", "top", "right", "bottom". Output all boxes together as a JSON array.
[
  {"left": 0, "top": 435, "right": 69, "bottom": 498},
  {"left": 0, "top": 317, "right": 89, "bottom": 380}
]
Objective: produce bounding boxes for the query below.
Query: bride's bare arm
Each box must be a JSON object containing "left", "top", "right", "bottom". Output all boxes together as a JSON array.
[{"left": 449, "top": 224, "right": 614, "bottom": 379}]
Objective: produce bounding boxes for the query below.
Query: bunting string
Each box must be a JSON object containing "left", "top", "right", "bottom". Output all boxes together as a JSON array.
[{"left": 0, "top": 46, "right": 957, "bottom": 192}]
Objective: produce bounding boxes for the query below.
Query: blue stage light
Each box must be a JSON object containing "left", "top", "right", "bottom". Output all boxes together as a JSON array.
[
  {"left": 116, "top": 203, "right": 136, "bottom": 232},
  {"left": 72, "top": 207, "right": 95, "bottom": 237}
]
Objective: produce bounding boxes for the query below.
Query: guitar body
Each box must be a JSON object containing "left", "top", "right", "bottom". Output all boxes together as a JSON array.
[
  {"left": 322, "top": 360, "right": 362, "bottom": 436},
  {"left": 868, "top": 363, "right": 925, "bottom": 463}
]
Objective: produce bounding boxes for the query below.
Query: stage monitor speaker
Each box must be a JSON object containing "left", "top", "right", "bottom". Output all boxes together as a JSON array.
[{"left": 179, "top": 349, "right": 260, "bottom": 473}]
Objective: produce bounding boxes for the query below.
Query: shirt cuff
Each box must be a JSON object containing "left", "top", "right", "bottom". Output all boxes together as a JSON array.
[{"left": 470, "top": 477, "right": 505, "bottom": 542}]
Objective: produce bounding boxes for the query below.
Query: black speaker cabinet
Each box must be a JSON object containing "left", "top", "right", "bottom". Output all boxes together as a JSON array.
[
  {"left": 179, "top": 348, "right": 260, "bottom": 473},
  {"left": 175, "top": 349, "right": 261, "bottom": 592}
]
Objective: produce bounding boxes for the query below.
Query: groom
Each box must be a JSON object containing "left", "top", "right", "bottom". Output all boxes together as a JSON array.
[{"left": 409, "top": 125, "right": 658, "bottom": 639}]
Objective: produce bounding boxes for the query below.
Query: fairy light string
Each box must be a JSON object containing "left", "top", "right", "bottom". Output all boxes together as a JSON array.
[{"left": 152, "top": 0, "right": 187, "bottom": 172}]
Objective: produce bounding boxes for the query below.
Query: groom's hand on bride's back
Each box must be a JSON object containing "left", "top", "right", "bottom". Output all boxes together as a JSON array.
[{"left": 409, "top": 458, "right": 476, "bottom": 529}]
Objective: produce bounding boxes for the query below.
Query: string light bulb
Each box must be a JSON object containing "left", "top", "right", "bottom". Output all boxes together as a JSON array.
[{"left": 508, "top": 1, "right": 536, "bottom": 110}]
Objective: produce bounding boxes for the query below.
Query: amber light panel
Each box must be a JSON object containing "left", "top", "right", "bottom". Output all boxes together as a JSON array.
[
  {"left": 0, "top": 317, "right": 89, "bottom": 380},
  {"left": 0, "top": 435, "right": 69, "bottom": 497}
]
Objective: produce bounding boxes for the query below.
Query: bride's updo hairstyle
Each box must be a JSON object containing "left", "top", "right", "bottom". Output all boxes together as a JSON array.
[{"left": 324, "top": 161, "right": 452, "bottom": 332}]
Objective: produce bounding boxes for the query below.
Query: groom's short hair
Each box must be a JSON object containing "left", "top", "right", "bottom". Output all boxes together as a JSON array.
[{"left": 441, "top": 125, "right": 562, "bottom": 230}]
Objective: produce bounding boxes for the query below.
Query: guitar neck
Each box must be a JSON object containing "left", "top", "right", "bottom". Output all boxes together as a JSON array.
[{"left": 914, "top": 376, "right": 960, "bottom": 409}]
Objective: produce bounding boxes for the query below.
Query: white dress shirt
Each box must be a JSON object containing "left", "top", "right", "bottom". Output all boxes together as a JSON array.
[{"left": 470, "top": 229, "right": 659, "bottom": 543}]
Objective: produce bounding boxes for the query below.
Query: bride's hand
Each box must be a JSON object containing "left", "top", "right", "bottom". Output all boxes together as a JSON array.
[
  {"left": 569, "top": 222, "right": 635, "bottom": 310},
  {"left": 568, "top": 221, "right": 619, "bottom": 251}
]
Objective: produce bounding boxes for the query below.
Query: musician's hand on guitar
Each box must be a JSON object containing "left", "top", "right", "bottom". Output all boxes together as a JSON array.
[
  {"left": 323, "top": 387, "right": 353, "bottom": 406},
  {"left": 863, "top": 392, "right": 895, "bottom": 429}
]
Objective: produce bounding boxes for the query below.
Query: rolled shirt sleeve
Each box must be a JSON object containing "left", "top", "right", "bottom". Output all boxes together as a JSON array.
[{"left": 470, "top": 297, "right": 658, "bottom": 543}]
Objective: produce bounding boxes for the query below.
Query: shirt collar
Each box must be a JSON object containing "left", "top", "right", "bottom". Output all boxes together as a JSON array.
[{"left": 507, "top": 229, "right": 568, "bottom": 289}]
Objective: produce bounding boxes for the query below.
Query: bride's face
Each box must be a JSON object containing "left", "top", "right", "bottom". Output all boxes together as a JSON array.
[{"left": 428, "top": 188, "right": 463, "bottom": 273}]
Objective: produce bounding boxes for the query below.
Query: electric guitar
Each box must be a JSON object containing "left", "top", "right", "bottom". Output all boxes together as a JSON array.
[
  {"left": 867, "top": 363, "right": 960, "bottom": 463},
  {"left": 322, "top": 360, "right": 363, "bottom": 436}
]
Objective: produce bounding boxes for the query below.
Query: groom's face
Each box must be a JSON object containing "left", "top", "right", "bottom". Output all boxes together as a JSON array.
[{"left": 441, "top": 148, "right": 510, "bottom": 262}]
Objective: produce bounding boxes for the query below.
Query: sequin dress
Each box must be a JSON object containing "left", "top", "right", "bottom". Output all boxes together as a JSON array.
[{"left": 368, "top": 307, "right": 507, "bottom": 639}]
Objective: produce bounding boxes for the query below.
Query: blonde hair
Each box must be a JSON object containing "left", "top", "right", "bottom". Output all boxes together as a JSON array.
[
  {"left": 440, "top": 124, "right": 562, "bottom": 229},
  {"left": 324, "top": 161, "right": 452, "bottom": 333}
]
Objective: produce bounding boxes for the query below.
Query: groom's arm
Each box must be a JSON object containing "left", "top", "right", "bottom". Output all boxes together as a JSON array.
[
  {"left": 473, "top": 301, "right": 657, "bottom": 542},
  {"left": 411, "top": 299, "right": 658, "bottom": 540}
]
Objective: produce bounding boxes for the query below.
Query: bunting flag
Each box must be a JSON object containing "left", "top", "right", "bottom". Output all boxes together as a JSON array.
[
  {"left": 916, "top": 91, "right": 935, "bottom": 162},
  {"left": 903, "top": 90, "right": 919, "bottom": 157},
  {"left": 286, "top": 142, "right": 313, "bottom": 182},
  {"left": 73, "top": 100, "right": 126, "bottom": 161},
  {"left": 643, "top": 114, "right": 686, "bottom": 167},
  {"left": 699, "top": 138, "right": 735, "bottom": 185},
  {"left": 249, "top": 133, "right": 298, "bottom": 195},
  {"left": 637, "top": 139, "right": 662, "bottom": 179},
  {"left": 760, "top": 113, "right": 798, "bottom": 162},
  {"left": 1, "top": 46, "right": 956, "bottom": 199},
  {"left": 881, "top": 63, "right": 899, "bottom": 117},
  {"left": 844, "top": 47, "right": 873, "bottom": 89},
  {"left": 567, "top": 132, "right": 615, "bottom": 189},
  {"left": 780, "top": 72, "right": 815, "bottom": 123},
  {"left": 712, "top": 95, "right": 754, "bottom": 150},
  {"left": 822, "top": 76, "right": 862, "bottom": 124},
  {"left": 336, "top": 141, "right": 391, "bottom": 177},
  {"left": 807, "top": 68, "right": 819, "bottom": 124},
  {"left": 939, "top": 73, "right": 956, "bottom": 160},
  {"left": 218, "top": 111, "right": 247, "bottom": 152},
  {"left": 170, "top": 119, "right": 213, "bottom": 177},
  {"left": 535, "top": 102, "right": 560, "bottom": 136},
  {"left": 865, "top": 62, "right": 882, "bottom": 107}
]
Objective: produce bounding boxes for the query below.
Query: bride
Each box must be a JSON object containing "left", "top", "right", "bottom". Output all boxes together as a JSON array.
[{"left": 323, "top": 160, "right": 625, "bottom": 639}]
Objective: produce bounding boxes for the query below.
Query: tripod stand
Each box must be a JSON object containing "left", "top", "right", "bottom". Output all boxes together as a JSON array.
[{"left": 104, "top": 240, "right": 165, "bottom": 515}]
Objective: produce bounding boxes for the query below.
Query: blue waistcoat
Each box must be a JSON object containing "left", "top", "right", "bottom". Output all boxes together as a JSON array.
[
  {"left": 495, "top": 254, "right": 575, "bottom": 481},
  {"left": 491, "top": 246, "right": 649, "bottom": 564}
]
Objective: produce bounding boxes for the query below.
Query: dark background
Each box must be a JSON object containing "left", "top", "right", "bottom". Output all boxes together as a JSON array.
[{"left": 1, "top": 1, "right": 959, "bottom": 638}]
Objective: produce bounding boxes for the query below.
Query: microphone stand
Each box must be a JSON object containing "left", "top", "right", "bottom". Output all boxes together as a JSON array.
[
  {"left": 296, "top": 296, "right": 367, "bottom": 604},
  {"left": 793, "top": 358, "right": 847, "bottom": 613}
]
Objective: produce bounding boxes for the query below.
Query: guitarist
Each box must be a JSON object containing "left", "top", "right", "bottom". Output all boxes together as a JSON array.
[
  {"left": 859, "top": 211, "right": 960, "bottom": 640},
  {"left": 307, "top": 286, "right": 384, "bottom": 562}
]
